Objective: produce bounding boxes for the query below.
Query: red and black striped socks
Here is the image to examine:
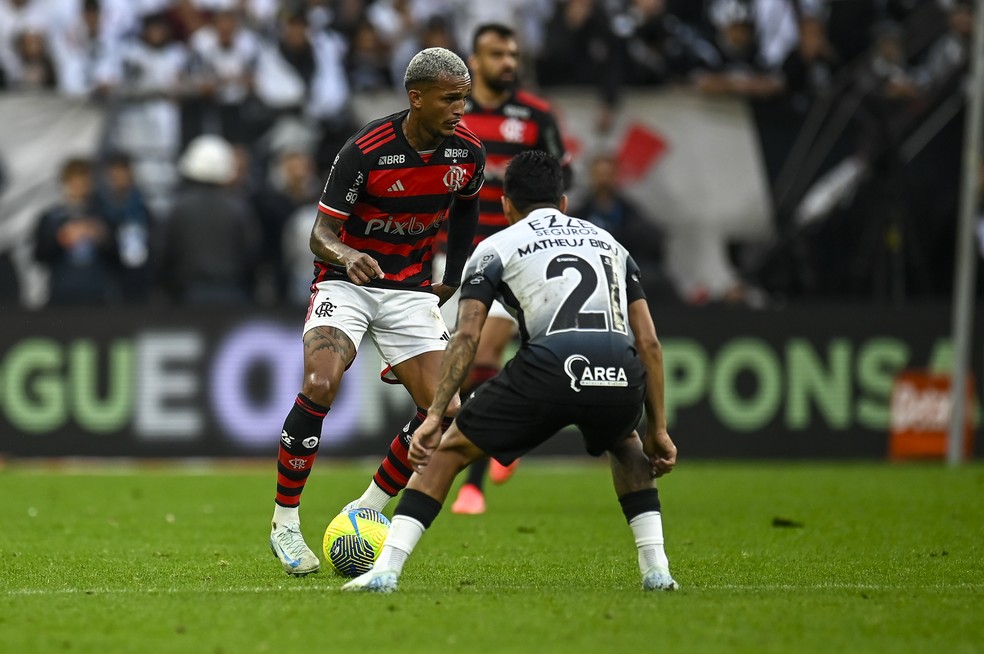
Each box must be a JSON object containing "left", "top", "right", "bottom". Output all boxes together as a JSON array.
[{"left": 274, "top": 393, "right": 329, "bottom": 509}]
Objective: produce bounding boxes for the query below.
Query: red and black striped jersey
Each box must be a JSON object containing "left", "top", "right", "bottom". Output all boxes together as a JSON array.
[
  {"left": 316, "top": 109, "right": 486, "bottom": 290},
  {"left": 457, "top": 90, "right": 569, "bottom": 245}
]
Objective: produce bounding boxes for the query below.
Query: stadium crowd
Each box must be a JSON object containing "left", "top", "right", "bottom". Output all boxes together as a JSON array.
[{"left": 0, "top": 0, "right": 977, "bottom": 308}]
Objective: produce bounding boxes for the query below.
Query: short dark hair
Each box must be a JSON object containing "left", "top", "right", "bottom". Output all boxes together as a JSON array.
[
  {"left": 503, "top": 151, "right": 563, "bottom": 213},
  {"left": 472, "top": 23, "right": 516, "bottom": 53},
  {"left": 104, "top": 151, "right": 132, "bottom": 169},
  {"left": 60, "top": 157, "right": 93, "bottom": 182}
]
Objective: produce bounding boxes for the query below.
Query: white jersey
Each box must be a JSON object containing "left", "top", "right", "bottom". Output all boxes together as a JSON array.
[{"left": 459, "top": 207, "right": 647, "bottom": 403}]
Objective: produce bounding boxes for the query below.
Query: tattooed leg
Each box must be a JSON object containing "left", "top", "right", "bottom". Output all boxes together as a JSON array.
[{"left": 300, "top": 326, "right": 356, "bottom": 407}]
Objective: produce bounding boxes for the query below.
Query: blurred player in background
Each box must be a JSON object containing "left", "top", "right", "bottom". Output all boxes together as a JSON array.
[
  {"left": 269, "top": 47, "right": 485, "bottom": 577},
  {"left": 343, "top": 151, "right": 678, "bottom": 593},
  {"left": 445, "top": 23, "right": 572, "bottom": 515}
]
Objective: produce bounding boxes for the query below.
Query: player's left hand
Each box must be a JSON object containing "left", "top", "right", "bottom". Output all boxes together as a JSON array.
[
  {"left": 409, "top": 414, "right": 443, "bottom": 472},
  {"left": 430, "top": 283, "right": 458, "bottom": 306},
  {"left": 644, "top": 428, "right": 677, "bottom": 478}
]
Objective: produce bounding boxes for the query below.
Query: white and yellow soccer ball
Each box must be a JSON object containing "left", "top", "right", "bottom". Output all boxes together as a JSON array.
[{"left": 323, "top": 508, "right": 391, "bottom": 577}]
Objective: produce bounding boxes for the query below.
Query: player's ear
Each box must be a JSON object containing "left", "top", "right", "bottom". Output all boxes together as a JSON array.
[
  {"left": 407, "top": 88, "right": 422, "bottom": 109},
  {"left": 501, "top": 195, "right": 511, "bottom": 217},
  {"left": 559, "top": 194, "right": 568, "bottom": 214}
]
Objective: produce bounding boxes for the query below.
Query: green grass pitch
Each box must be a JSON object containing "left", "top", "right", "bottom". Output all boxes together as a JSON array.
[{"left": 1, "top": 460, "right": 982, "bottom": 653}]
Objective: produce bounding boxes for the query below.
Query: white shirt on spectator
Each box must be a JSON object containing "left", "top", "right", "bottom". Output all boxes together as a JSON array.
[
  {"left": 0, "top": 0, "right": 49, "bottom": 80},
  {"left": 253, "top": 29, "right": 350, "bottom": 123},
  {"left": 189, "top": 25, "right": 260, "bottom": 104}
]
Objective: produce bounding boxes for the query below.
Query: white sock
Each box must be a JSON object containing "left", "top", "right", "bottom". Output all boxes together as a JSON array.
[
  {"left": 355, "top": 480, "right": 395, "bottom": 513},
  {"left": 373, "top": 515, "right": 426, "bottom": 575},
  {"left": 272, "top": 504, "right": 299, "bottom": 527},
  {"left": 629, "top": 511, "right": 669, "bottom": 573}
]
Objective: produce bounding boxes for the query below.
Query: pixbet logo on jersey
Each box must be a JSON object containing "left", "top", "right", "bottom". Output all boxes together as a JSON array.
[
  {"left": 564, "top": 354, "right": 628, "bottom": 392},
  {"left": 365, "top": 215, "right": 437, "bottom": 235}
]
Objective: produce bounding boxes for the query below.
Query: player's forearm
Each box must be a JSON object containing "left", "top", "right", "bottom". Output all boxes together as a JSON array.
[
  {"left": 639, "top": 338, "right": 667, "bottom": 434},
  {"left": 628, "top": 300, "right": 667, "bottom": 433},
  {"left": 428, "top": 329, "right": 479, "bottom": 418},
  {"left": 442, "top": 196, "right": 479, "bottom": 286},
  {"left": 310, "top": 215, "right": 358, "bottom": 265}
]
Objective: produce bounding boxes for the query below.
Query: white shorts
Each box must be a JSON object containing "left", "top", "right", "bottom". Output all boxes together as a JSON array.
[
  {"left": 304, "top": 282, "right": 449, "bottom": 373},
  {"left": 433, "top": 251, "right": 517, "bottom": 329},
  {"left": 440, "top": 291, "right": 517, "bottom": 330}
]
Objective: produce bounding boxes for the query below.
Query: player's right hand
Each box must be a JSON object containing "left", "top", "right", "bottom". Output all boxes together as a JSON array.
[
  {"left": 409, "top": 414, "right": 443, "bottom": 472},
  {"left": 342, "top": 252, "right": 385, "bottom": 285}
]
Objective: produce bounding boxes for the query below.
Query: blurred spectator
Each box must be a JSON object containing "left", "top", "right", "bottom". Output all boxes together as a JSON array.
[
  {"left": 34, "top": 158, "right": 120, "bottom": 306},
  {"left": 108, "top": 11, "right": 190, "bottom": 216},
  {"left": 611, "top": 0, "right": 720, "bottom": 87},
  {"left": 0, "top": 0, "right": 48, "bottom": 81},
  {"left": 822, "top": 0, "right": 880, "bottom": 67},
  {"left": 388, "top": 14, "right": 460, "bottom": 91},
  {"left": 7, "top": 29, "right": 58, "bottom": 90},
  {"left": 693, "top": 0, "right": 783, "bottom": 97},
  {"left": 747, "top": 0, "right": 806, "bottom": 70},
  {"left": 47, "top": 0, "right": 117, "bottom": 99},
  {"left": 447, "top": 0, "right": 554, "bottom": 62},
  {"left": 252, "top": 7, "right": 355, "bottom": 172},
  {"left": 234, "top": 0, "right": 279, "bottom": 38},
  {"left": 186, "top": 7, "right": 260, "bottom": 144},
  {"left": 345, "top": 19, "right": 393, "bottom": 92},
  {"left": 167, "top": 0, "right": 209, "bottom": 41},
  {"left": 537, "top": 0, "right": 621, "bottom": 132},
  {"left": 93, "top": 152, "right": 156, "bottom": 303},
  {"left": 159, "top": 134, "right": 262, "bottom": 305},
  {"left": 781, "top": 15, "right": 837, "bottom": 115},
  {"left": 912, "top": 0, "right": 973, "bottom": 95},
  {"left": 572, "top": 152, "right": 678, "bottom": 302},
  {"left": 251, "top": 147, "right": 320, "bottom": 304},
  {"left": 328, "top": 0, "right": 368, "bottom": 40}
]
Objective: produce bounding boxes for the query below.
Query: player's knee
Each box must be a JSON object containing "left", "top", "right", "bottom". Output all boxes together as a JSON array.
[
  {"left": 301, "top": 371, "right": 340, "bottom": 407},
  {"left": 608, "top": 432, "right": 644, "bottom": 463}
]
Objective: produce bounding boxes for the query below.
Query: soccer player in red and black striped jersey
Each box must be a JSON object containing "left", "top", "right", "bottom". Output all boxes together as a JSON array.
[
  {"left": 269, "top": 47, "right": 486, "bottom": 576},
  {"left": 446, "top": 23, "right": 572, "bottom": 515}
]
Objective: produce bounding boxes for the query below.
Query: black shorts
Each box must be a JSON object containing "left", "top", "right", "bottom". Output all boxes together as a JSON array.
[{"left": 455, "top": 375, "right": 644, "bottom": 465}]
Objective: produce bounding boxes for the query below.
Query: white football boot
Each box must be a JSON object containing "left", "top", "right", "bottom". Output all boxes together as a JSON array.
[
  {"left": 270, "top": 521, "right": 320, "bottom": 576},
  {"left": 341, "top": 569, "right": 399, "bottom": 593},
  {"left": 642, "top": 566, "right": 679, "bottom": 591}
]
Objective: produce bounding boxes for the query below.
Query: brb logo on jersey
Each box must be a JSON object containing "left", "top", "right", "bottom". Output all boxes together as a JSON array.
[
  {"left": 443, "top": 165, "right": 467, "bottom": 192},
  {"left": 564, "top": 355, "right": 628, "bottom": 392}
]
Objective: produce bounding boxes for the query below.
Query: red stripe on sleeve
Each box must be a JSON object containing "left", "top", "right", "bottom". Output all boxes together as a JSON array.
[
  {"left": 318, "top": 202, "right": 349, "bottom": 220},
  {"left": 356, "top": 123, "right": 394, "bottom": 147},
  {"left": 362, "top": 134, "right": 397, "bottom": 154}
]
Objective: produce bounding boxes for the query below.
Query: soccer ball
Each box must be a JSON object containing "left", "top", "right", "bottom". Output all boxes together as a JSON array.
[{"left": 323, "top": 508, "right": 391, "bottom": 577}]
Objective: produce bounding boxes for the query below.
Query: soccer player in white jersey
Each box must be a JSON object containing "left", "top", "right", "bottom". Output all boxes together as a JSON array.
[{"left": 343, "top": 150, "right": 679, "bottom": 593}]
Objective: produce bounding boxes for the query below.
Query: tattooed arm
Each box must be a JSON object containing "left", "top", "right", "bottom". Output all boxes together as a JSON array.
[
  {"left": 409, "top": 298, "right": 489, "bottom": 470},
  {"left": 310, "top": 214, "right": 384, "bottom": 285}
]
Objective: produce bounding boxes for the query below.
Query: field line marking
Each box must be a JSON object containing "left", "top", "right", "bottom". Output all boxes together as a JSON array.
[{"left": 4, "top": 582, "right": 984, "bottom": 597}]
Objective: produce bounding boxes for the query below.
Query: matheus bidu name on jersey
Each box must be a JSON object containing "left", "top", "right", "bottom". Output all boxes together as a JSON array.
[{"left": 518, "top": 237, "right": 620, "bottom": 258}]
